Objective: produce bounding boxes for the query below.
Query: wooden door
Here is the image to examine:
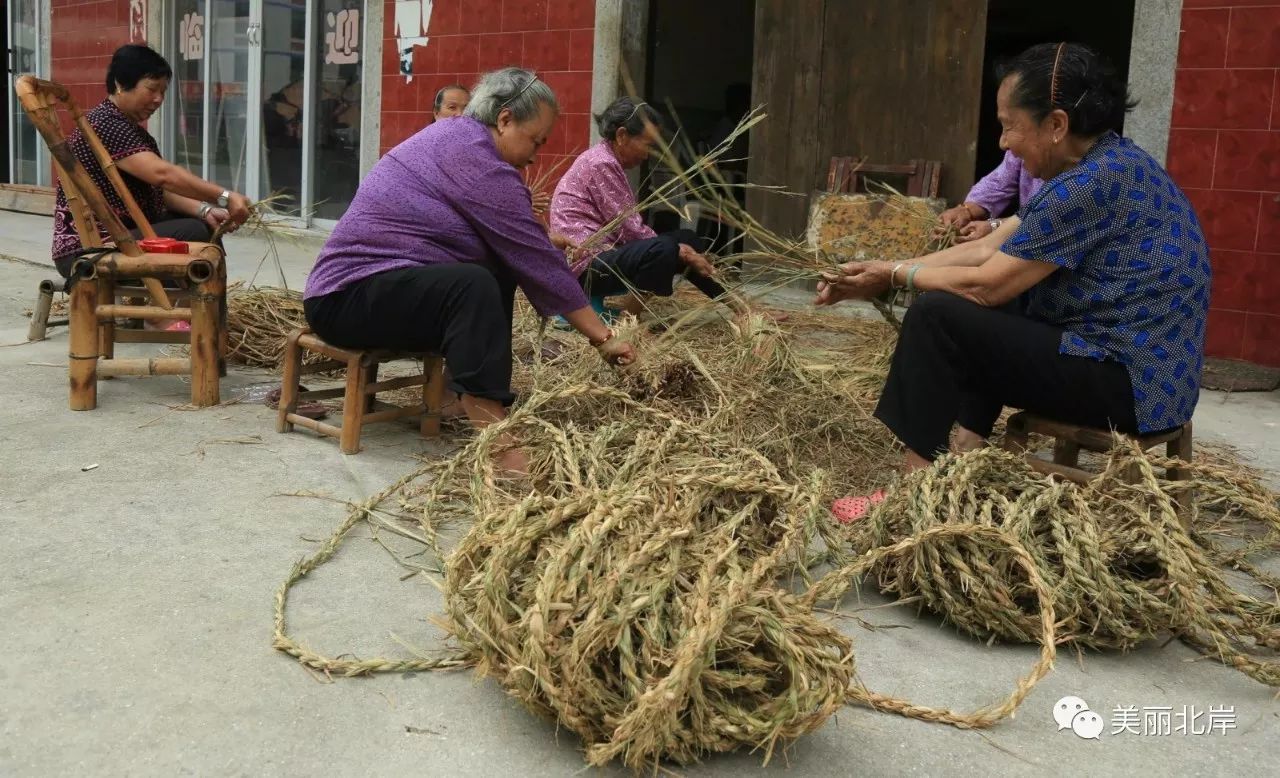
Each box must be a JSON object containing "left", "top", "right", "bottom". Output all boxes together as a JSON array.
[{"left": 748, "top": 0, "right": 989, "bottom": 237}]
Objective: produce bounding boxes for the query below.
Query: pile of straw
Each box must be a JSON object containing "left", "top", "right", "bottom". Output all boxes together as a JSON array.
[
  {"left": 813, "top": 444, "right": 1280, "bottom": 684},
  {"left": 436, "top": 387, "right": 852, "bottom": 768},
  {"left": 222, "top": 283, "right": 314, "bottom": 370}
]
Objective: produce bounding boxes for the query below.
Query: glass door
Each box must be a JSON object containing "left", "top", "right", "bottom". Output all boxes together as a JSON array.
[
  {"left": 168, "top": 0, "right": 363, "bottom": 225},
  {"left": 6, "top": 0, "right": 50, "bottom": 186}
]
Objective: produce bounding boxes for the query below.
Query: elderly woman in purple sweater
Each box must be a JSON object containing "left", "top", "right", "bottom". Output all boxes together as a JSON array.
[
  {"left": 304, "top": 68, "right": 634, "bottom": 474},
  {"left": 938, "top": 150, "right": 1044, "bottom": 242}
]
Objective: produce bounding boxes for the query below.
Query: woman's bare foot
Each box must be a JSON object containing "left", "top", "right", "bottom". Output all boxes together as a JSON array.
[
  {"left": 495, "top": 447, "right": 530, "bottom": 478},
  {"left": 952, "top": 426, "right": 987, "bottom": 453}
]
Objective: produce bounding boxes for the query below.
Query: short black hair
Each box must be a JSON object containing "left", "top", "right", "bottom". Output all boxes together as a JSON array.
[
  {"left": 995, "top": 42, "right": 1136, "bottom": 137},
  {"left": 434, "top": 84, "right": 469, "bottom": 112},
  {"left": 106, "top": 44, "right": 172, "bottom": 95},
  {"left": 594, "top": 96, "right": 662, "bottom": 142}
]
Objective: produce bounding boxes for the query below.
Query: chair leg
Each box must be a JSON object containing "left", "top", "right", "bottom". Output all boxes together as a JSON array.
[
  {"left": 340, "top": 354, "right": 369, "bottom": 454},
  {"left": 27, "top": 279, "right": 57, "bottom": 342},
  {"left": 217, "top": 259, "right": 228, "bottom": 378},
  {"left": 97, "top": 277, "right": 115, "bottom": 362},
  {"left": 422, "top": 357, "right": 445, "bottom": 438},
  {"left": 68, "top": 277, "right": 99, "bottom": 411},
  {"left": 189, "top": 276, "right": 221, "bottom": 407},
  {"left": 277, "top": 331, "right": 304, "bottom": 434}
]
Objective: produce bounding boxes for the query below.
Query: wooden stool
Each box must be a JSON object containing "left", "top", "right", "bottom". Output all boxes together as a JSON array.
[
  {"left": 1003, "top": 412, "right": 1193, "bottom": 517},
  {"left": 277, "top": 328, "right": 446, "bottom": 454}
]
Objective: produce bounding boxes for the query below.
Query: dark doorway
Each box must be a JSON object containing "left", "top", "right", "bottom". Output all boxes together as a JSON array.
[
  {"left": 974, "top": 0, "right": 1136, "bottom": 215},
  {"left": 2, "top": 2, "right": 11, "bottom": 184},
  {"left": 643, "top": 0, "right": 755, "bottom": 244}
]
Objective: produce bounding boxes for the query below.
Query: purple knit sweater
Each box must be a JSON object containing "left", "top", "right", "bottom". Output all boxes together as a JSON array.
[{"left": 304, "top": 117, "right": 588, "bottom": 317}]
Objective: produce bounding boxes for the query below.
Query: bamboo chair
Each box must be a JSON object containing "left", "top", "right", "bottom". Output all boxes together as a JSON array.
[
  {"left": 277, "top": 328, "right": 446, "bottom": 455},
  {"left": 15, "top": 75, "right": 227, "bottom": 409},
  {"left": 827, "top": 157, "right": 942, "bottom": 198}
]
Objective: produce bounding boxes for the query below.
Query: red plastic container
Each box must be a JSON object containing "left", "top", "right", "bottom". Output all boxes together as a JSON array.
[{"left": 138, "top": 237, "right": 190, "bottom": 254}]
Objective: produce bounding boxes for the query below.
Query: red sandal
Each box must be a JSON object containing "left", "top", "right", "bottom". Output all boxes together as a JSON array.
[{"left": 831, "top": 489, "right": 887, "bottom": 524}]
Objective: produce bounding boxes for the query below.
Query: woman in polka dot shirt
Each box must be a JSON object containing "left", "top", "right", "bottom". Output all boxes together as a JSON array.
[
  {"left": 51, "top": 44, "right": 251, "bottom": 277},
  {"left": 816, "top": 43, "right": 1209, "bottom": 522}
]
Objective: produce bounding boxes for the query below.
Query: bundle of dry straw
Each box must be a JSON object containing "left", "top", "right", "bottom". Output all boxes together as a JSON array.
[
  {"left": 811, "top": 444, "right": 1280, "bottom": 685},
  {"left": 436, "top": 387, "right": 852, "bottom": 768}
]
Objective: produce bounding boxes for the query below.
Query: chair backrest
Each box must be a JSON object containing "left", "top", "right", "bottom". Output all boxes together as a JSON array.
[
  {"left": 827, "top": 156, "right": 942, "bottom": 198},
  {"left": 14, "top": 76, "right": 158, "bottom": 257}
]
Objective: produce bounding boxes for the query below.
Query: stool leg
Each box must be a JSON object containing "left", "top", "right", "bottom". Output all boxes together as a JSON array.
[
  {"left": 340, "top": 354, "right": 369, "bottom": 454},
  {"left": 422, "top": 357, "right": 445, "bottom": 438},
  {"left": 1053, "top": 439, "right": 1080, "bottom": 467},
  {"left": 278, "top": 331, "right": 304, "bottom": 433},
  {"left": 364, "top": 360, "right": 379, "bottom": 413},
  {"left": 1170, "top": 422, "right": 1194, "bottom": 527},
  {"left": 1003, "top": 422, "right": 1029, "bottom": 453}
]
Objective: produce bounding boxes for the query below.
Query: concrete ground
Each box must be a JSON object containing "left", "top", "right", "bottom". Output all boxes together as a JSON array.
[{"left": 2, "top": 209, "right": 1278, "bottom": 776}]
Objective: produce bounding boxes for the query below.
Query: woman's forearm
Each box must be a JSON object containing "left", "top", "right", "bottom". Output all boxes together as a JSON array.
[{"left": 163, "top": 191, "right": 203, "bottom": 218}]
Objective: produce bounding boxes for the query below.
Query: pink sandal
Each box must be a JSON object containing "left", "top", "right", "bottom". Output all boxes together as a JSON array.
[{"left": 831, "top": 489, "right": 887, "bottom": 524}]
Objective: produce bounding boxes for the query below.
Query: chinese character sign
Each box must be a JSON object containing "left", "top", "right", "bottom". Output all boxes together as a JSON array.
[
  {"left": 179, "top": 11, "right": 204, "bottom": 62},
  {"left": 325, "top": 9, "right": 360, "bottom": 65},
  {"left": 129, "top": 0, "right": 147, "bottom": 43}
]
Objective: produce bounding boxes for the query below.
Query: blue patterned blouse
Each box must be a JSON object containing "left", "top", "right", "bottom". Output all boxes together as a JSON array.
[{"left": 1001, "top": 132, "right": 1211, "bottom": 433}]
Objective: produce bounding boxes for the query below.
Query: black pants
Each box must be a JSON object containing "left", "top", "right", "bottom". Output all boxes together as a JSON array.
[
  {"left": 582, "top": 229, "right": 727, "bottom": 301},
  {"left": 874, "top": 291, "right": 1139, "bottom": 461},
  {"left": 54, "top": 213, "right": 215, "bottom": 278},
  {"left": 304, "top": 264, "right": 517, "bottom": 405},
  {"left": 137, "top": 212, "right": 214, "bottom": 244}
]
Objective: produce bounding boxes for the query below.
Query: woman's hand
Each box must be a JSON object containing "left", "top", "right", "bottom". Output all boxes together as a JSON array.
[
  {"left": 226, "top": 192, "right": 252, "bottom": 226},
  {"left": 549, "top": 233, "right": 577, "bottom": 252},
  {"left": 531, "top": 189, "right": 551, "bottom": 216},
  {"left": 957, "top": 219, "right": 995, "bottom": 243},
  {"left": 938, "top": 204, "right": 974, "bottom": 229},
  {"left": 597, "top": 336, "right": 635, "bottom": 366},
  {"left": 678, "top": 243, "right": 716, "bottom": 277},
  {"left": 201, "top": 206, "right": 232, "bottom": 232},
  {"left": 813, "top": 261, "right": 894, "bottom": 306}
]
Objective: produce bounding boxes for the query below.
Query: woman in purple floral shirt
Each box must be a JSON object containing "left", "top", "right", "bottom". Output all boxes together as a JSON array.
[
  {"left": 551, "top": 97, "right": 750, "bottom": 319},
  {"left": 51, "top": 45, "right": 251, "bottom": 277}
]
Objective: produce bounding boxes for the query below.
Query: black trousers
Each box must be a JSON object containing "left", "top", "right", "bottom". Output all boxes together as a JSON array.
[
  {"left": 874, "top": 291, "right": 1139, "bottom": 461},
  {"left": 582, "top": 229, "right": 727, "bottom": 301},
  {"left": 304, "top": 264, "right": 517, "bottom": 405},
  {"left": 54, "top": 213, "right": 215, "bottom": 278}
]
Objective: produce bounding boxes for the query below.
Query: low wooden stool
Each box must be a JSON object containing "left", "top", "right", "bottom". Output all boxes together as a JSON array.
[
  {"left": 1002, "top": 411, "right": 1193, "bottom": 516},
  {"left": 277, "top": 328, "right": 446, "bottom": 454}
]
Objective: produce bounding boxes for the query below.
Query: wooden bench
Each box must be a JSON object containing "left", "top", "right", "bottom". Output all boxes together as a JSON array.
[{"left": 277, "top": 328, "right": 446, "bottom": 455}]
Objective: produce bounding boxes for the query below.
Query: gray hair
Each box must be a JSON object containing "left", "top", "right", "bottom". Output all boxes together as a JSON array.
[{"left": 464, "top": 67, "right": 558, "bottom": 126}]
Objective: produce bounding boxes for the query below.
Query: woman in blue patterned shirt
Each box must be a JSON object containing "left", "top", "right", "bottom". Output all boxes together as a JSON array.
[{"left": 816, "top": 43, "right": 1210, "bottom": 521}]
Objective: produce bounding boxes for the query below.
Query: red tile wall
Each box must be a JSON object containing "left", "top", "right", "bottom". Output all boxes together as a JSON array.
[
  {"left": 1170, "top": 2, "right": 1280, "bottom": 366},
  {"left": 50, "top": 0, "right": 135, "bottom": 121},
  {"left": 379, "top": 0, "right": 595, "bottom": 196}
]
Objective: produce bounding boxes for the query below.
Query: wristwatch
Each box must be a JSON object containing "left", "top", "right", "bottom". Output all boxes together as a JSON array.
[
  {"left": 215, "top": 189, "right": 230, "bottom": 208},
  {"left": 989, "top": 218, "right": 1003, "bottom": 232}
]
